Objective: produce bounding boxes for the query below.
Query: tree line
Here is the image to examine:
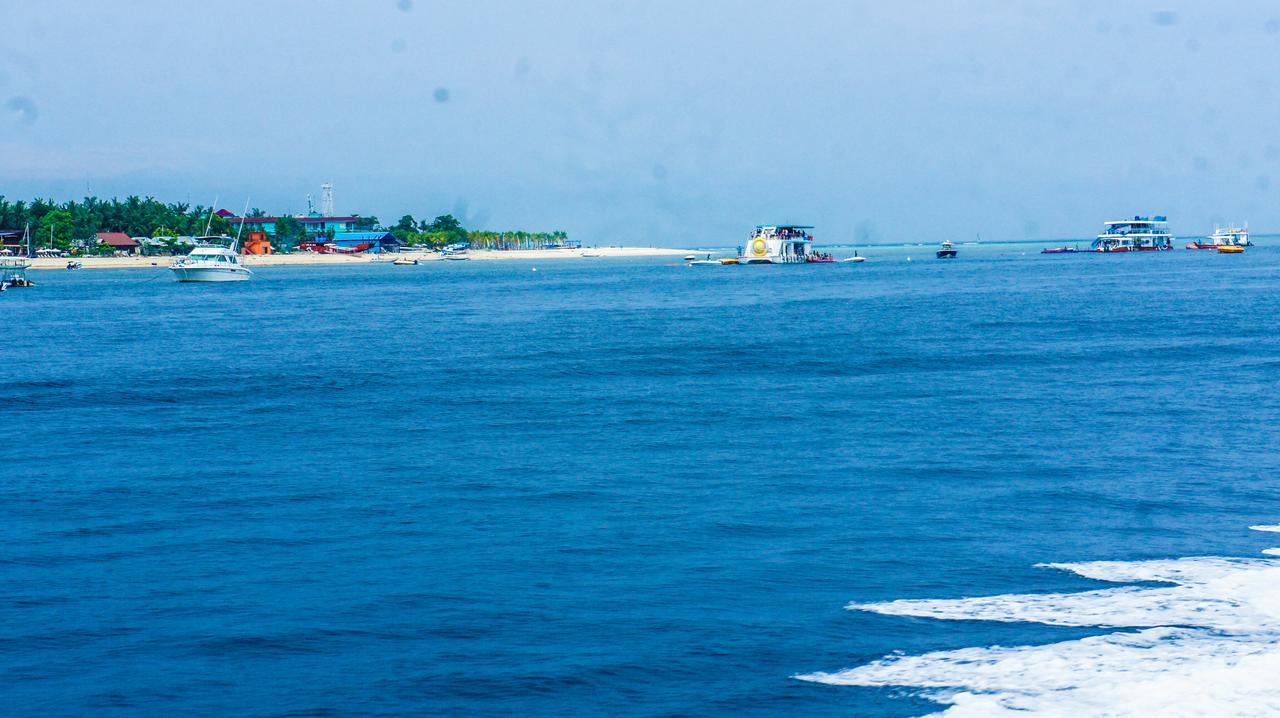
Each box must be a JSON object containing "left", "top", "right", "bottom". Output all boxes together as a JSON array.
[
  {"left": 0, "top": 196, "right": 572, "bottom": 253},
  {"left": 0, "top": 196, "right": 234, "bottom": 249},
  {"left": 389, "top": 214, "right": 570, "bottom": 249}
]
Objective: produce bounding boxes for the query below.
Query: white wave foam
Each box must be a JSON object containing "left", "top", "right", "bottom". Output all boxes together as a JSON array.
[{"left": 799, "top": 533, "right": 1280, "bottom": 716}]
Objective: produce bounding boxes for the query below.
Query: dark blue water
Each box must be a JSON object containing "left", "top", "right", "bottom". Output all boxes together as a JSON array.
[{"left": 4, "top": 249, "right": 1280, "bottom": 716}]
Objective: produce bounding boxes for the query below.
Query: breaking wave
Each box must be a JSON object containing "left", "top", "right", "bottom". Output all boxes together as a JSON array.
[{"left": 798, "top": 525, "right": 1280, "bottom": 717}]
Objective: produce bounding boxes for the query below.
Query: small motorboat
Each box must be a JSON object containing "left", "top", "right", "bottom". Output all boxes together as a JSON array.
[
  {"left": 392, "top": 257, "right": 419, "bottom": 266},
  {"left": 1217, "top": 244, "right": 1244, "bottom": 254},
  {"left": 843, "top": 251, "right": 866, "bottom": 263},
  {"left": 683, "top": 254, "right": 697, "bottom": 261},
  {"left": 936, "top": 241, "right": 957, "bottom": 259},
  {"left": 1040, "top": 246, "right": 1078, "bottom": 254},
  {"left": 66, "top": 260, "right": 83, "bottom": 269}
]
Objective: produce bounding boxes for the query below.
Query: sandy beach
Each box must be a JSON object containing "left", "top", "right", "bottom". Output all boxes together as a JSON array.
[{"left": 25, "top": 246, "right": 695, "bottom": 270}]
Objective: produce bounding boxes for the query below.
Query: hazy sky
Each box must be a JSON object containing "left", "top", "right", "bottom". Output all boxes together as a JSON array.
[{"left": 2, "top": 0, "right": 1279, "bottom": 244}]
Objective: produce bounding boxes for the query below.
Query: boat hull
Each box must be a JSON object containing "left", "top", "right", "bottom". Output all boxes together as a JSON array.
[
  {"left": 170, "top": 266, "right": 252, "bottom": 282},
  {"left": 1092, "top": 246, "right": 1173, "bottom": 253},
  {"left": 936, "top": 250, "right": 957, "bottom": 259}
]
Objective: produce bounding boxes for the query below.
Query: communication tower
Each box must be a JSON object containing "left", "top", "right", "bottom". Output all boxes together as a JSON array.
[{"left": 320, "top": 183, "right": 334, "bottom": 216}]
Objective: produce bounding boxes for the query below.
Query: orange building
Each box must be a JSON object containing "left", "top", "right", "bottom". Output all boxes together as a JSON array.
[{"left": 241, "top": 231, "right": 273, "bottom": 255}]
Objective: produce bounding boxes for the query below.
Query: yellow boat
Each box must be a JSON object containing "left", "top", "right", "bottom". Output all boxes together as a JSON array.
[
  {"left": 1217, "top": 244, "right": 1244, "bottom": 254},
  {"left": 719, "top": 257, "right": 739, "bottom": 265}
]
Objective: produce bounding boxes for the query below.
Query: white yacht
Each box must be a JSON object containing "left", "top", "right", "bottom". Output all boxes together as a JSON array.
[
  {"left": 1091, "top": 216, "right": 1174, "bottom": 252},
  {"left": 1187, "top": 224, "right": 1249, "bottom": 249},
  {"left": 170, "top": 236, "right": 253, "bottom": 282}
]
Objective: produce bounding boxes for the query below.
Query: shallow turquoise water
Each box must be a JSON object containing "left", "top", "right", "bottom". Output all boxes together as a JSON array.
[{"left": 3, "top": 248, "right": 1279, "bottom": 716}]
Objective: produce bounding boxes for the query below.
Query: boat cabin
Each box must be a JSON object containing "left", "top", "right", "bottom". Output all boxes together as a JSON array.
[
  {"left": 740, "top": 225, "right": 815, "bottom": 264},
  {"left": 1092, "top": 216, "right": 1173, "bottom": 252}
]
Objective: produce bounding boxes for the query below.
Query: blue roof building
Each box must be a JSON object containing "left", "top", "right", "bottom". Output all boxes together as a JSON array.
[{"left": 331, "top": 231, "right": 402, "bottom": 254}]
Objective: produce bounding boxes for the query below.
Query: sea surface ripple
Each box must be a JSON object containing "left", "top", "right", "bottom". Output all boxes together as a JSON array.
[{"left": 2, "top": 247, "right": 1279, "bottom": 716}]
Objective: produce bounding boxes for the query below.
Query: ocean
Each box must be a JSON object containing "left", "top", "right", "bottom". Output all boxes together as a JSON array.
[{"left": 4, "top": 246, "right": 1280, "bottom": 717}]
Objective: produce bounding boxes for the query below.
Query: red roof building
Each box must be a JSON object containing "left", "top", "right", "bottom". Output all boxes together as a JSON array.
[{"left": 96, "top": 232, "right": 140, "bottom": 254}]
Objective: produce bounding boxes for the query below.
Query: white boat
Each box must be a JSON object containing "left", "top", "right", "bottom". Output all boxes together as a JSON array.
[
  {"left": 739, "top": 225, "right": 821, "bottom": 264},
  {"left": 1092, "top": 216, "right": 1174, "bottom": 252},
  {"left": 392, "top": 257, "right": 419, "bottom": 266},
  {"left": 170, "top": 238, "right": 252, "bottom": 282},
  {"left": 683, "top": 254, "right": 697, "bottom": 261},
  {"left": 843, "top": 255, "right": 866, "bottom": 263},
  {"left": 1187, "top": 224, "right": 1249, "bottom": 249},
  {"left": 0, "top": 257, "right": 34, "bottom": 289}
]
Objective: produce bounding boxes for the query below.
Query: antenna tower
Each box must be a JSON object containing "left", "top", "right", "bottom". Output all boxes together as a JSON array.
[{"left": 320, "top": 183, "right": 334, "bottom": 216}]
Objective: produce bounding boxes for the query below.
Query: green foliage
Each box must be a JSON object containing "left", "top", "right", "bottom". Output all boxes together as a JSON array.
[
  {"left": 35, "top": 209, "right": 74, "bottom": 249},
  {"left": 465, "top": 229, "right": 570, "bottom": 250},
  {"left": 273, "top": 215, "right": 305, "bottom": 248},
  {"left": 426, "top": 214, "right": 462, "bottom": 233},
  {"left": 0, "top": 195, "right": 567, "bottom": 255}
]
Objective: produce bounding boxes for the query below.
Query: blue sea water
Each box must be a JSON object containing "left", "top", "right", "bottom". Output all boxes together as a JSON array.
[{"left": 3, "top": 248, "right": 1280, "bottom": 716}]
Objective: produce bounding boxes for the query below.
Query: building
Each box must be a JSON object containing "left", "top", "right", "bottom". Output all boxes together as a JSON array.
[
  {"left": 0, "top": 230, "right": 24, "bottom": 255},
  {"left": 241, "top": 231, "right": 272, "bottom": 255},
  {"left": 229, "top": 215, "right": 363, "bottom": 236},
  {"left": 332, "top": 231, "right": 401, "bottom": 253},
  {"left": 96, "top": 232, "right": 140, "bottom": 255}
]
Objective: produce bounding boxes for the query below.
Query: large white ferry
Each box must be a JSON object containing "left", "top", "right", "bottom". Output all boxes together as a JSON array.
[
  {"left": 169, "top": 236, "right": 253, "bottom": 282},
  {"left": 1187, "top": 224, "right": 1249, "bottom": 250},
  {"left": 1091, "top": 216, "right": 1174, "bottom": 253},
  {"left": 738, "top": 225, "right": 833, "bottom": 264}
]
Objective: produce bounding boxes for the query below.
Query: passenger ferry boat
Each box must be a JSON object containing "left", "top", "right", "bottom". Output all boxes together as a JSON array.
[
  {"left": 739, "top": 225, "right": 829, "bottom": 264},
  {"left": 1187, "top": 224, "right": 1249, "bottom": 250},
  {"left": 1091, "top": 216, "right": 1174, "bottom": 252},
  {"left": 169, "top": 236, "right": 253, "bottom": 282}
]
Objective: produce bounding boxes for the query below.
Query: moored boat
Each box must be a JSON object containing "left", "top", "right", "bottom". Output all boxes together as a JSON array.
[
  {"left": 1217, "top": 244, "right": 1245, "bottom": 254},
  {"left": 0, "top": 257, "right": 34, "bottom": 289},
  {"left": 1041, "top": 246, "right": 1078, "bottom": 254},
  {"left": 391, "top": 257, "right": 419, "bottom": 265},
  {"left": 1187, "top": 224, "right": 1249, "bottom": 250},
  {"left": 738, "top": 225, "right": 819, "bottom": 264},
  {"left": 169, "top": 238, "right": 253, "bottom": 282},
  {"left": 1092, "top": 216, "right": 1174, "bottom": 252}
]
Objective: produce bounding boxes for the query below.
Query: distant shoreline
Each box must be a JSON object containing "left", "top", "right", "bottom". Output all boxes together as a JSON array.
[{"left": 25, "top": 246, "right": 694, "bottom": 270}]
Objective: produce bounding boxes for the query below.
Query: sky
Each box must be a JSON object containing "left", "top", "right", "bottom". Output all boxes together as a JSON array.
[{"left": 2, "top": 0, "right": 1279, "bottom": 245}]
